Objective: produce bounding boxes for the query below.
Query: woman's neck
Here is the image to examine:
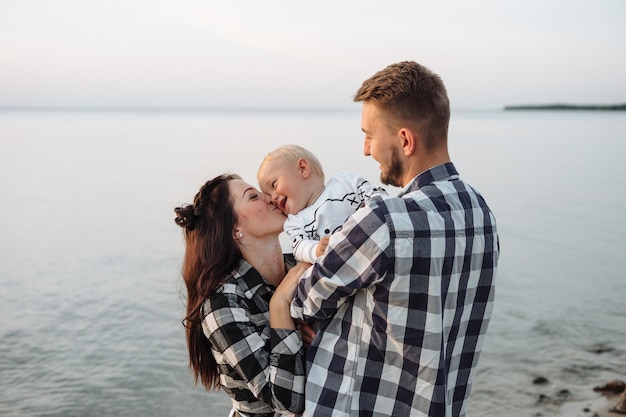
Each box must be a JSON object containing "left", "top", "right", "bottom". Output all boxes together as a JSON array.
[{"left": 240, "top": 238, "right": 285, "bottom": 287}]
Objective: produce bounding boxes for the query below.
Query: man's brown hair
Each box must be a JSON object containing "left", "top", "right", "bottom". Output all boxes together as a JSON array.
[{"left": 354, "top": 61, "right": 450, "bottom": 150}]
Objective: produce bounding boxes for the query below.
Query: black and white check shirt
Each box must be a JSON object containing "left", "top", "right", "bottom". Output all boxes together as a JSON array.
[
  {"left": 291, "top": 163, "right": 499, "bottom": 417},
  {"left": 202, "top": 255, "right": 305, "bottom": 416}
]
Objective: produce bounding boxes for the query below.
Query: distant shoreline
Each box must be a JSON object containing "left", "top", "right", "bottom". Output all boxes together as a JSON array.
[{"left": 504, "top": 103, "right": 626, "bottom": 111}]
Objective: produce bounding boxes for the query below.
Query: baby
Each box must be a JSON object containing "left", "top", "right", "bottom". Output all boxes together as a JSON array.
[{"left": 257, "top": 144, "right": 386, "bottom": 263}]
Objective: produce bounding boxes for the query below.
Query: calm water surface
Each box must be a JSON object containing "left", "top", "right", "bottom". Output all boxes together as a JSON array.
[{"left": 0, "top": 109, "right": 624, "bottom": 417}]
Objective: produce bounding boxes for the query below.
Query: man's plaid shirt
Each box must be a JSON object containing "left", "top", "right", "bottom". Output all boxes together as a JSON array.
[
  {"left": 291, "top": 163, "right": 499, "bottom": 417},
  {"left": 202, "top": 255, "right": 305, "bottom": 416}
]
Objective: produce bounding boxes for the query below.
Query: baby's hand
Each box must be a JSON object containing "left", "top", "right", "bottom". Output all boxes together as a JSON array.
[{"left": 316, "top": 236, "right": 330, "bottom": 257}]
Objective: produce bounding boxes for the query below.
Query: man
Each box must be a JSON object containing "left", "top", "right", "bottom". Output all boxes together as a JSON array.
[{"left": 278, "top": 61, "right": 499, "bottom": 417}]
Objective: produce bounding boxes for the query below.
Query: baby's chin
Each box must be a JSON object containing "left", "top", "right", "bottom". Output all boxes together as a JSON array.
[
  {"left": 283, "top": 198, "right": 305, "bottom": 216},
  {"left": 283, "top": 207, "right": 299, "bottom": 216}
]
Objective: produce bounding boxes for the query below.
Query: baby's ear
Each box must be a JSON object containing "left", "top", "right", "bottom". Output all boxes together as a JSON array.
[{"left": 297, "top": 158, "right": 311, "bottom": 178}]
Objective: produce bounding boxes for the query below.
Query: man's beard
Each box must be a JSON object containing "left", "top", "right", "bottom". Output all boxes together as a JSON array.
[{"left": 380, "top": 146, "right": 404, "bottom": 187}]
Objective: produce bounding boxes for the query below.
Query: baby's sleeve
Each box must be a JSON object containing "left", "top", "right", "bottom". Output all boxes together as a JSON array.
[{"left": 283, "top": 215, "right": 320, "bottom": 263}]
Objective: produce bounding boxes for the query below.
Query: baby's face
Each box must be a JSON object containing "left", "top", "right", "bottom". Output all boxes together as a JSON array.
[{"left": 258, "top": 159, "right": 308, "bottom": 215}]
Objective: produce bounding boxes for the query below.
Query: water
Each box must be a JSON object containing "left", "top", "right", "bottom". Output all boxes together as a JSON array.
[{"left": 0, "top": 108, "right": 624, "bottom": 417}]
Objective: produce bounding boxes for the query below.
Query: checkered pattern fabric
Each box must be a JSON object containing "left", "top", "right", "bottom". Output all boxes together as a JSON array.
[
  {"left": 202, "top": 255, "right": 305, "bottom": 416},
  {"left": 291, "top": 163, "right": 499, "bottom": 417}
]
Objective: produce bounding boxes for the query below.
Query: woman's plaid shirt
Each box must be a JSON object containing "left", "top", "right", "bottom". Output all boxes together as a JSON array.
[
  {"left": 291, "top": 163, "right": 499, "bottom": 417},
  {"left": 202, "top": 255, "right": 305, "bottom": 416}
]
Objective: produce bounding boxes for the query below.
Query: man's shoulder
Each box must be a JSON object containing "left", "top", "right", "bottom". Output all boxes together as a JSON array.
[
  {"left": 363, "top": 189, "right": 452, "bottom": 224},
  {"left": 357, "top": 193, "right": 414, "bottom": 224}
]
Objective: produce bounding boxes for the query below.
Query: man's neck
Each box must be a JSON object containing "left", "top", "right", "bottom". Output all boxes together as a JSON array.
[{"left": 402, "top": 151, "right": 451, "bottom": 187}]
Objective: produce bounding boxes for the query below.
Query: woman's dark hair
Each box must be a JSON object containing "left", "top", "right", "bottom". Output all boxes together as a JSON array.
[{"left": 174, "top": 173, "right": 242, "bottom": 390}]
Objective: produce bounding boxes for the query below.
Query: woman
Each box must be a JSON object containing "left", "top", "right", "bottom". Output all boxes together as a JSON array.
[{"left": 174, "top": 174, "right": 308, "bottom": 416}]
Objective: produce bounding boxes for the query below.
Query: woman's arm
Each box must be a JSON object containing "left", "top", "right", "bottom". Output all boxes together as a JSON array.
[
  {"left": 270, "top": 262, "right": 309, "bottom": 328},
  {"left": 272, "top": 262, "right": 317, "bottom": 347},
  {"left": 204, "top": 292, "right": 304, "bottom": 414}
]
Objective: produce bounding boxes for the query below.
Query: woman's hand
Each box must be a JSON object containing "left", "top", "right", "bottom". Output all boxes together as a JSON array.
[{"left": 269, "top": 262, "right": 310, "bottom": 329}]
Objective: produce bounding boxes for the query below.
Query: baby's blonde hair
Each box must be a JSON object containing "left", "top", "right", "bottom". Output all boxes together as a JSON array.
[{"left": 259, "top": 144, "right": 325, "bottom": 182}]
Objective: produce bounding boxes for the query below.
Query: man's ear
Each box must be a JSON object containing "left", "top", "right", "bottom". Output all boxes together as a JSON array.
[
  {"left": 399, "top": 128, "right": 417, "bottom": 156},
  {"left": 297, "top": 158, "right": 311, "bottom": 179}
]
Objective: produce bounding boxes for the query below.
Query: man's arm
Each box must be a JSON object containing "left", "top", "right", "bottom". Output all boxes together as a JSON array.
[{"left": 290, "top": 201, "right": 390, "bottom": 321}]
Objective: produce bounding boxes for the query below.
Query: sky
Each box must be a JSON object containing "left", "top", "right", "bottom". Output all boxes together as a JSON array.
[{"left": 1, "top": 0, "right": 625, "bottom": 110}]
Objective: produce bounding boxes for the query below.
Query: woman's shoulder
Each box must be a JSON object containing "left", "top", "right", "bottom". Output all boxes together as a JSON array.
[{"left": 201, "top": 262, "right": 270, "bottom": 330}]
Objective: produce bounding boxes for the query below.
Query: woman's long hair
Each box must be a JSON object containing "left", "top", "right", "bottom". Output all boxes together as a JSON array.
[{"left": 174, "top": 174, "right": 242, "bottom": 390}]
